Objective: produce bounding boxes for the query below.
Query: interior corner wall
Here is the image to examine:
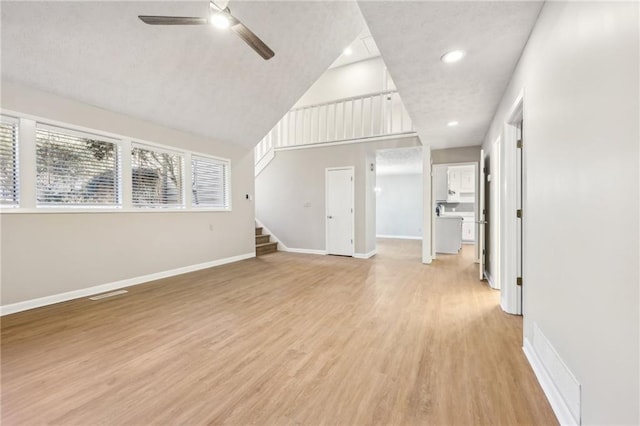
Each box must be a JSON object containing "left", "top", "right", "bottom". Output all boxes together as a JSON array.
[
  {"left": 376, "top": 173, "right": 423, "bottom": 238},
  {"left": 255, "top": 136, "right": 420, "bottom": 254},
  {"left": 482, "top": 2, "right": 639, "bottom": 424},
  {"left": 0, "top": 81, "right": 256, "bottom": 307}
]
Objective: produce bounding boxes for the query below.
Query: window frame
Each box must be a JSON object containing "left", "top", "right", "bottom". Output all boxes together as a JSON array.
[
  {"left": 130, "top": 142, "right": 186, "bottom": 209},
  {"left": 35, "top": 123, "right": 123, "bottom": 209},
  {"left": 0, "top": 115, "right": 20, "bottom": 208},
  {"left": 191, "top": 154, "right": 232, "bottom": 211},
  {"left": 0, "top": 110, "right": 233, "bottom": 214}
]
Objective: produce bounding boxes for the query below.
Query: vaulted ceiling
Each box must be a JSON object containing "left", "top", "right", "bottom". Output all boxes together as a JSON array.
[
  {"left": 0, "top": 1, "right": 362, "bottom": 148},
  {"left": 2, "top": 1, "right": 544, "bottom": 151},
  {"left": 358, "top": 1, "right": 543, "bottom": 149}
]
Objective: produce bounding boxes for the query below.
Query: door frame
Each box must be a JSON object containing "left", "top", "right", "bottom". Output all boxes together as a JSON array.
[
  {"left": 430, "top": 161, "right": 479, "bottom": 262},
  {"left": 500, "top": 91, "right": 524, "bottom": 315},
  {"left": 325, "top": 166, "right": 355, "bottom": 256}
]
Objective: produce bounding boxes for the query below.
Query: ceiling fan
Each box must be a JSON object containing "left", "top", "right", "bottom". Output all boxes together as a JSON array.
[{"left": 138, "top": 0, "right": 275, "bottom": 60}]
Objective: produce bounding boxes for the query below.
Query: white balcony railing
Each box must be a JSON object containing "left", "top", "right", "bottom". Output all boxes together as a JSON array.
[{"left": 255, "top": 90, "right": 415, "bottom": 167}]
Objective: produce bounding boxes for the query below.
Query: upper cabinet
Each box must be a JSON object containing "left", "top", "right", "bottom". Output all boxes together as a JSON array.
[{"left": 446, "top": 165, "right": 475, "bottom": 203}]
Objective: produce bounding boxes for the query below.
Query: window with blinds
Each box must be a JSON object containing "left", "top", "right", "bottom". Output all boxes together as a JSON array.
[
  {"left": 0, "top": 116, "right": 19, "bottom": 206},
  {"left": 36, "top": 125, "right": 120, "bottom": 206},
  {"left": 131, "top": 145, "right": 184, "bottom": 207},
  {"left": 192, "top": 155, "right": 230, "bottom": 209}
]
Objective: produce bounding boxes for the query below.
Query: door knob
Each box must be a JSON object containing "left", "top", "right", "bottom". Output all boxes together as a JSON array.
[{"left": 327, "top": 215, "right": 333, "bottom": 219}]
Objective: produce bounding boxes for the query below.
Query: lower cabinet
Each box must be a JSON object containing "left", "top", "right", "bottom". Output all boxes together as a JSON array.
[{"left": 462, "top": 220, "right": 475, "bottom": 242}]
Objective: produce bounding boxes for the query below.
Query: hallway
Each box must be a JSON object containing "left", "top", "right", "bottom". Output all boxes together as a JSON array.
[{"left": 2, "top": 240, "right": 557, "bottom": 424}]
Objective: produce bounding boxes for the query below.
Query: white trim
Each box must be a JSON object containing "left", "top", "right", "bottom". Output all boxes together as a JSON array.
[
  {"left": 275, "top": 132, "right": 417, "bottom": 152},
  {"left": 0, "top": 252, "right": 255, "bottom": 316},
  {"left": 523, "top": 339, "right": 578, "bottom": 426},
  {"left": 255, "top": 218, "right": 288, "bottom": 251},
  {"left": 485, "top": 270, "right": 499, "bottom": 290},
  {"left": 254, "top": 148, "right": 275, "bottom": 177},
  {"left": 422, "top": 145, "right": 432, "bottom": 264},
  {"left": 354, "top": 249, "right": 377, "bottom": 259},
  {"left": 0, "top": 207, "right": 231, "bottom": 214},
  {"left": 282, "top": 247, "right": 327, "bottom": 255},
  {"left": 376, "top": 234, "right": 422, "bottom": 240}
]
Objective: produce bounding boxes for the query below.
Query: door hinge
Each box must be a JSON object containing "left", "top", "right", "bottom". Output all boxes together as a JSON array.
[
  {"left": 351, "top": 208, "right": 353, "bottom": 213},
  {"left": 351, "top": 176, "right": 353, "bottom": 182},
  {"left": 517, "top": 277, "right": 523, "bottom": 286},
  {"left": 351, "top": 239, "right": 353, "bottom": 244},
  {"left": 482, "top": 249, "right": 486, "bottom": 255},
  {"left": 517, "top": 139, "right": 523, "bottom": 149},
  {"left": 516, "top": 209, "right": 522, "bottom": 218}
]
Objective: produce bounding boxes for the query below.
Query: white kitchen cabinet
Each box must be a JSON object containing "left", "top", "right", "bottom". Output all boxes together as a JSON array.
[
  {"left": 434, "top": 165, "right": 449, "bottom": 202},
  {"left": 462, "top": 220, "right": 475, "bottom": 242},
  {"left": 447, "top": 168, "right": 461, "bottom": 202},
  {"left": 435, "top": 216, "right": 463, "bottom": 254},
  {"left": 459, "top": 168, "right": 475, "bottom": 193}
]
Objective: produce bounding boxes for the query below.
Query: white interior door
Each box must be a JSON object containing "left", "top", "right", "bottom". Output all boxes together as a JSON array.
[
  {"left": 478, "top": 149, "right": 486, "bottom": 280},
  {"left": 326, "top": 167, "right": 354, "bottom": 256}
]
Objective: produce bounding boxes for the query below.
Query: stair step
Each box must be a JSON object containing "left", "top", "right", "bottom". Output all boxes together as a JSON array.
[
  {"left": 256, "top": 241, "right": 278, "bottom": 256},
  {"left": 255, "top": 227, "right": 263, "bottom": 236},
  {"left": 255, "top": 234, "right": 271, "bottom": 244}
]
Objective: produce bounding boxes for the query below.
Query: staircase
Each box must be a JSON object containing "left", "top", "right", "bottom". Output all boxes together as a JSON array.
[{"left": 255, "top": 226, "right": 278, "bottom": 256}]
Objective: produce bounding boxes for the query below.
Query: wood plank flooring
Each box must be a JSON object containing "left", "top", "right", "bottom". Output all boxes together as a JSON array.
[{"left": 1, "top": 240, "right": 557, "bottom": 425}]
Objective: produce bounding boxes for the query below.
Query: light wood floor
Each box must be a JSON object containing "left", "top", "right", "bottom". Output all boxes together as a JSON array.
[{"left": 1, "top": 240, "right": 557, "bottom": 425}]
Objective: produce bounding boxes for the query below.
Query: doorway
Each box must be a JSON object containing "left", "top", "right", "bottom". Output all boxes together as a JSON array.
[
  {"left": 374, "top": 147, "right": 423, "bottom": 261},
  {"left": 325, "top": 167, "right": 354, "bottom": 256},
  {"left": 432, "top": 162, "right": 478, "bottom": 260}
]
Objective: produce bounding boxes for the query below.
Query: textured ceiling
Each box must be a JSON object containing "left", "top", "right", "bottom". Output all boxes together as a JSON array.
[
  {"left": 329, "top": 26, "right": 380, "bottom": 69},
  {"left": 1, "top": 1, "right": 363, "bottom": 148},
  {"left": 377, "top": 147, "right": 423, "bottom": 176},
  {"left": 358, "top": 1, "right": 543, "bottom": 149}
]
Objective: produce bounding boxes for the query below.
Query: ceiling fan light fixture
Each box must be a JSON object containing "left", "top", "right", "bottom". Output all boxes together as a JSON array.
[
  {"left": 447, "top": 121, "right": 459, "bottom": 127},
  {"left": 210, "top": 12, "right": 231, "bottom": 29},
  {"left": 441, "top": 50, "right": 466, "bottom": 64}
]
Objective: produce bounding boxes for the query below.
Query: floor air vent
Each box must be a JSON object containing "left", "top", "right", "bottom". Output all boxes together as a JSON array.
[{"left": 89, "top": 290, "right": 128, "bottom": 300}]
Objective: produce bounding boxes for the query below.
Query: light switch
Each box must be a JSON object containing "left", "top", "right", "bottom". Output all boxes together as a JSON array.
[{"left": 303, "top": 201, "right": 311, "bottom": 208}]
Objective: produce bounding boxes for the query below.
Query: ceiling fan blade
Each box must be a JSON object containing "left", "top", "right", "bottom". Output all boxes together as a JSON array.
[
  {"left": 230, "top": 21, "right": 275, "bottom": 60},
  {"left": 138, "top": 16, "right": 208, "bottom": 25}
]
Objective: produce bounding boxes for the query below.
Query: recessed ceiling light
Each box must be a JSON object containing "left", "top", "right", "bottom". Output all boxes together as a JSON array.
[
  {"left": 441, "top": 50, "right": 466, "bottom": 64},
  {"left": 210, "top": 12, "right": 231, "bottom": 29},
  {"left": 447, "top": 121, "right": 459, "bottom": 127},
  {"left": 343, "top": 47, "right": 353, "bottom": 56}
]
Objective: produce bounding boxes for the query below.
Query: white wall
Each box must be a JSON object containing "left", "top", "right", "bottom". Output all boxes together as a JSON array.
[
  {"left": 0, "top": 81, "right": 256, "bottom": 307},
  {"left": 483, "top": 2, "right": 639, "bottom": 424},
  {"left": 255, "top": 137, "right": 420, "bottom": 254},
  {"left": 376, "top": 174, "right": 422, "bottom": 238},
  {"left": 293, "top": 57, "right": 394, "bottom": 108}
]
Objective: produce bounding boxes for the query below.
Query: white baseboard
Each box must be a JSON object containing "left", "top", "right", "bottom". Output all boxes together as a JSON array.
[
  {"left": 0, "top": 252, "right": 255, "bottom": 316},
  {"left": 255, "top": 218, "right": 289, "bottom": 251},
  {"left": 485, "top": 271, "right": 499, "bottom": 290},
  {"left": 523, "top": 339, "right": 579, "bottom": 426},
  {"left": 354, "top": 249, "right": 377, "bottom": 259},
  {"left": 283, "top": 247, "right": 327, "bottom": 255},
  {"left": 376, "top": 234, "right": 422, "bottom": 240}
]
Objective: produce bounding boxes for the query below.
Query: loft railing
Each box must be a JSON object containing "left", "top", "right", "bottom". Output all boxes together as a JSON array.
[{"left": 254, "top": 90, "right": 415, "bottom": 166}]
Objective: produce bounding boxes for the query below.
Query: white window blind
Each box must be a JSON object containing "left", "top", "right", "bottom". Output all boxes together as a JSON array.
[
  {"left": 0, "top": 116, "right": 19, "bottom": 206},
  {"left": 191, "top": 155, "right": 230, "bottom": 209},
  {"left": 36, "top": 124, "right": 120, "bottom": 206},
  {"left": 131, "top": 145, "right": 184, "bottom": 207}
]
